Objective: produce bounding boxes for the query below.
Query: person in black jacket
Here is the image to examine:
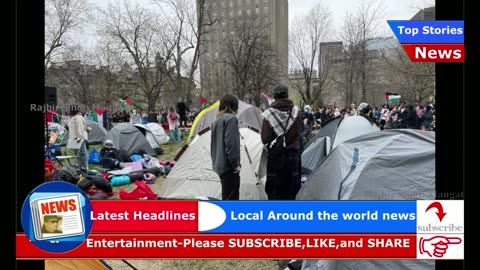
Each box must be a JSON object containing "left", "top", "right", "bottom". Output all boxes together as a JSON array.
[
  {"left": 261, "top": 84, "right": 302, "bottom": 200},
  {"left": 176, "top": 98, "right": 190, "bottom": 128},
  {"left": 99, "top": 140, "right": 126, "bottom": 169}
]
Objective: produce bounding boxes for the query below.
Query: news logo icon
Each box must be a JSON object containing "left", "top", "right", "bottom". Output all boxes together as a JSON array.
[{"left": 21, "top": 181, "right": 93, "bottom": 253}]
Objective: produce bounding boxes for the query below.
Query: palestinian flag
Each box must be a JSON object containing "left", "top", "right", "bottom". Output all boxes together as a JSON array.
[
  {"left": 385, "top": 93, "right": 401, "bottom": 104},
  {"left": 119, "top": 97, "right": 132, "bottom": 108},
  {"left": 200, "top": 96, "right": 207, "bottom": 105},
  {"left": 261, "top": 93, "right": 273, "bottom": 109}
]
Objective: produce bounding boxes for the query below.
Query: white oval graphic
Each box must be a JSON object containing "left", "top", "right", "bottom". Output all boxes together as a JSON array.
[{"left": 198, "top": 202, "right": 226, "bottom": 231}]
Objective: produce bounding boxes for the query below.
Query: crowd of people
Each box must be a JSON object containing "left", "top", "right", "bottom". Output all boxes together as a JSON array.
[
  {"left": 300, "top": 101, "right": 436, "bottom": 133},
  {"left": 108, "top": 98, "right": 200, "bottom": 128}
]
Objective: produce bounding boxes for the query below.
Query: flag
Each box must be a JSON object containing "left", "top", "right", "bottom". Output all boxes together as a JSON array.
[
  {"left": 119, "top": 97, "right": 131, "bottom": 108},
  {"left": 261, "top": 93, "right": 273, "bottom": 109},
  {"left": 387, "top": 94, "right": 401, "bottom": 104},
  {"left": 200, "top": 96, "right": 207, "bottom": 104}
]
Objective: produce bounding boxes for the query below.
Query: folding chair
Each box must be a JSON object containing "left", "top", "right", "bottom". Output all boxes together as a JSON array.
[
  {"left": 46, "top": 143, "right": 76, "bottom": 167},
  {"left": 66, "top": 138, "right": 89, "bottom": 170}
]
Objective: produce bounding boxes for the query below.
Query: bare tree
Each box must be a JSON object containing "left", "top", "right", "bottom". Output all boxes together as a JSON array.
[
  {"left": 289, "top": 1, "right": 333, "bottom": 107},
  {"left": 100, "top": 0, "right": 176, "bottom": 112},
  {"left": 337, "top": 0, "right": 385, "bottom": 104},
  {"left": 47, "top": 45, "right": 96, "bottom": 108},
  {"left": 381, "top": 45, "right": 435, "bottom": 104},
  {"left": 45, "top": 0, "right": 90, "bottom": 70},
  {"left": 93, "top": 41, "right": 123, "bottom": 108},
  {"left": 222, "top": 16, "right": 276, "bottom": 101},
  {"left": 154, "top": 0, "right": 218, "bottom": 107}
]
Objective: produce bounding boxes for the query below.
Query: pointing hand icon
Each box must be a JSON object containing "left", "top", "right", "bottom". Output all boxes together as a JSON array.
[{"left": 419, "top": 236, "right": 462, "bottom": 258}]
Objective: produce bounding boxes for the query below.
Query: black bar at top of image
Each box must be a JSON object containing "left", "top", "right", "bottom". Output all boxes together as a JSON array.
[
  {"left": 16, "top": 0, "right": 45, "bottom": 268},
  {"left": 435, "top": 1, "right": 465, "bottom": 270}
]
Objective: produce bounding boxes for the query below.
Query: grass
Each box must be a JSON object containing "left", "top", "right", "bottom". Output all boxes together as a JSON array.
[
  {"left": 61, "top": 129, "right": 190, "bottom": 200},
  {"left": 60, "top": 129, "right": 279, "bottom": 269}
]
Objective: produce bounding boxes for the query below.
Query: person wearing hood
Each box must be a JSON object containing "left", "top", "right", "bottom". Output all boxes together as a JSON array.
[
  {"left": 99, "top": 140, "right": 125, "bottom": 169},
  {"left": 261, "top": 84, "right": 302, "bottom": 200}
]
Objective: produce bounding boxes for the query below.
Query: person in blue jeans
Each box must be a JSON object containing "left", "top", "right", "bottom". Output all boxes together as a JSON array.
[
  {"left": 167, "top": 107, "right": 182, "bottom": 141},
  {"left": 67, "top": 106, "right": 90, "bottom": 170}
]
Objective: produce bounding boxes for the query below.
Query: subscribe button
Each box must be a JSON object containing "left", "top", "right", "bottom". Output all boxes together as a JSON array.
[{"left": 388, "top": 20, "right": 464, "bottom": 62}]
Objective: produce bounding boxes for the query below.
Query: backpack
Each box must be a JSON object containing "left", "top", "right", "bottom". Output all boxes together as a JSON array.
[
  {"left": 88, "top": 149, "right": 101, "bottom": 164},
  {"left": 55, "top": 165, "right": 88, "bottom": 184}
]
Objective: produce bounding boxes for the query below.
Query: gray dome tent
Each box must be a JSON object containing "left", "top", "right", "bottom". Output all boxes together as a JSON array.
[
  {"left": 134, "top": 122, "right": 169, "bottom": 148},
  {"left": 297, "top": 129, "right": 435, "bottom": 270},
  {"left": 103, "top": 123, "right": 156, "bottom": 156},
  {"left": 188, "top": 100, "right": 263, "bottom": 140},
  {"left": 61, "top": 120, "right": 108, "bottom": 145},
  {"left": 158, "top": 127, "right": 267, "bottom": 200},
  {"left": 302, "top": 115, "right": 379, "bottom": 175}
]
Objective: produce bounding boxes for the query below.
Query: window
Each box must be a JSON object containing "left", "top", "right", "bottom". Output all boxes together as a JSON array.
[
  {"left": 247, "top": 8, "right": 250, "bottom": 15},
  {"left": 264, "top": 6, "right": 268, "bottom": 14},
  {"left": 229, "top": 0, "right": 233, "bottom": 7},
  {"left": 213, "top": 2, "right": 216, "bottom": 8},
  {"left": 222, "top": 31, "right": 226, "bottom": 37},
  {"left": 238, "top": 0, "right": 242, "bottom": 7},
  {"left": 238, "top": 9, "right": 242, "bottom": 15},
  {"left": 229, "top": 10, "right": 233, "bottom": 17},
  {"left": 221, "top": 1, "right": 225, "bottom": 7},
  {"left": 256, "top": 7, "right": 259, "bottom": 14},
  {"left": 215, "top": 52, "right": 218, "bottom": 58}
]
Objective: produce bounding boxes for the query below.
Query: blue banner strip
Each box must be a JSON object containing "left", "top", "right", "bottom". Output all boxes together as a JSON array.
[
  {"left": 204, "top": 201, "right": 416, "bottom": 233},
  {"left": 388, "top": 20, "right": 464, "bottom": 43}
]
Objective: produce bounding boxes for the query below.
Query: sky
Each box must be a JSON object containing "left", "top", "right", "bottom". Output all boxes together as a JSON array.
[{"left": 288, "top": 0, "right": 432, "bottom": 37}]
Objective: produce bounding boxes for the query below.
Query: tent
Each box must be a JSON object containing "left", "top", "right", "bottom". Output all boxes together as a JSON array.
[
  {"left": 297, "top": 129, "right": 435, "bottom": 270},
  {"left": 103, "top": 123, "right": 156, "bottom": 156},
  {"left": 134, "top": 122, "right": 170, "bottom": 148},
  {"left": 302, "top": 115, "right": 379, "bottom": 175},
  {"left": 62, "top": 120, "right": 108, "bottom": 145},
  {"left": 158, "top": 127, "right": 267, "bottom": 200},
  {"left": 188, "top": 100, "right": 263, "bottom": 140}
]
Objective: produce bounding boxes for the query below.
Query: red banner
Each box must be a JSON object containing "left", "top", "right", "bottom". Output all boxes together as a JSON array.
[
  {"left": 402, "top": 44, "right": 464, "bottom": 62},
  {"left": 91, "top": 201, "right": 198, "bottom": 233},
  {"left": 16, "top": 234, "right": 416, "bottom": 259}
]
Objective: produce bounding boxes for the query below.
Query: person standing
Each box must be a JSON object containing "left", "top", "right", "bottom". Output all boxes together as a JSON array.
[
  {"left": 68, "top": 106, "right": 90, "bottom": 170},
  {"left": 211, "top": 94, "right": 241, "bottom": 200},
  {"left": 176, "top": 97, "right": 190, "bottom": 128},
  {"left": 167, "top": 107, "right": 182, "bottom": 142},
  {"left": 261, "top": 84, "right": 302, "bottom": 200},
  {"left": 130, "top": 110, "right": 141, "bottom": 124}
]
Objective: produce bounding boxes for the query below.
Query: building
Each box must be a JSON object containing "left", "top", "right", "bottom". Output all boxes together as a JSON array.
[
  {"left": 318, "top": 41, "right": 343, "bottom": 76},
  {"left": 198, "top": 0, "right": 288, "bottom": 101},
  {"left": 410, "top": 6, "right": 435, "bottom": 20}
]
